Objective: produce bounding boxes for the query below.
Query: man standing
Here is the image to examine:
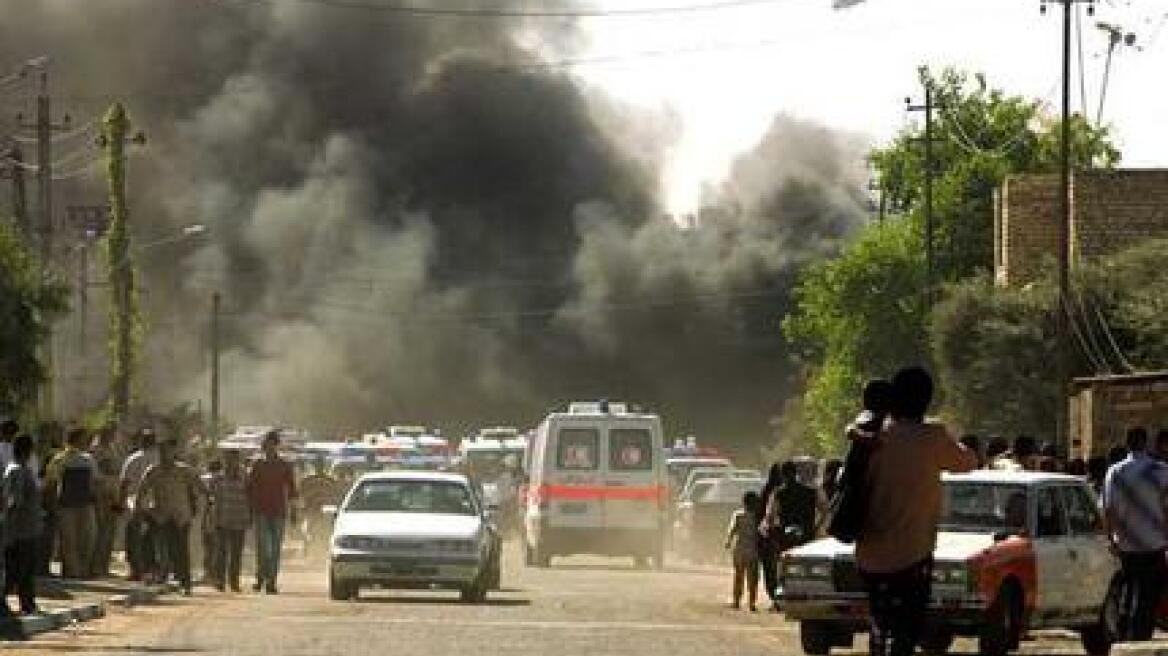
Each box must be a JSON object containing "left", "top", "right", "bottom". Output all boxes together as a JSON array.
[
  {"left": 137, "top": 440, "right": 203, "bottom": 595},
  {"left": 199, "top": 460, "right": 223, "bottom": 586},
  {"left": 209, "top": 450, "right": 250, "bottom": 593},
  {"left": 856, "top": 367, "right": 976, "bottom": 656},
  {"left": 299, "top": 456, "right": 343, "bottom": 557},
  {"left": 45, "top": 428, "right": 98, "bottom": 579},
  {"left": 90, "top": 426, "right": 122, "bottom": 577},
  {"left": 764, "top": 461, "right": 817, "bottom": 553},
  {"left": 247, "top": 431, "right": 297, "bottom": 594},
  {"left": 4, "top": 434, "right": 41, "bottom": 614},
  {"left": 120, "top": 429, "right": 160, "bottom": 581},
  {"left": 1102, "top": 427, "right": 1168, "bottom": 642}
]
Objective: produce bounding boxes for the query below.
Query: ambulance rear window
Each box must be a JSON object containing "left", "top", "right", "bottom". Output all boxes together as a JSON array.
[
  {"left": 556, "top": 428, "right": 599, "bottom": 470},
  {"left": 610, "top": 429, "right": 653, "bottom": 471}
]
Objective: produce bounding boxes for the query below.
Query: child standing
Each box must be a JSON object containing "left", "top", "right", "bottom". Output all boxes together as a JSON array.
[{"left": 725, "top": 491, "right": 763, "bottom": 611}]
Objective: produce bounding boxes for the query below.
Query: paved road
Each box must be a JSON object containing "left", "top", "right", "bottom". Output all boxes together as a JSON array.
[{"left": 4, "top": 544, "right": 1093, "bottom": 656}]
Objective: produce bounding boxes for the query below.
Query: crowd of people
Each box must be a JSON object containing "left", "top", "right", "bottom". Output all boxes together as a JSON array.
[
  {"left": 0, "top": 422, "right": 348, "bottom": 617},
  {"left": 722, "top": 365, "right": 1168, "bottom": 655}
]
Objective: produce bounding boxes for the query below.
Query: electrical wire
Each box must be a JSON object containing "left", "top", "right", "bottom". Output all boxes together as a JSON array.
[
  {"left": 1070, "top": 283, "right": 1115, "bottom": 373},
  {"left": 0, "top": 157, "right": 39, "bottom": 172},
  {"left": 1092, "top": 301, "right": 1136, "bottom": 372},
  {"left": 189, "top": 285, "right": 787, "bottom": 324},
  {"left": 1062, "top": 296, "right": 1110, "bottom": 374},
  {"left": 1075, "top": 3, "right": 1089, "bottom": 120},
  {"left": 936, "top": 76, "right": 1059, "bottom": 159},
  {"left": 10, "top": 119, "right": 101, "bottom": 149},
  {"left": 207, "top": 0, "right": 786, "bottom": 18}
]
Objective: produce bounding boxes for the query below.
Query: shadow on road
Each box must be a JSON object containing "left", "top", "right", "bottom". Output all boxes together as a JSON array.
[
  {"left": 353, "top": 595, "right": 531, "bottom": 607},
  {"left": 548, "top": 563, "right": 722, "bottom": 576},
  {"left": 7, "top": 647, "right": 205, "bottom": 653}
]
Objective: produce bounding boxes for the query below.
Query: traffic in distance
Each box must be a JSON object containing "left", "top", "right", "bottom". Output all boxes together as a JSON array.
[{"left": 202, "top": 399, "right": 1143, "bottom": 656}]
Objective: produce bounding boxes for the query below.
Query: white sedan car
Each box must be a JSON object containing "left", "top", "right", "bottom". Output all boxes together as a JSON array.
[{"left": 328, "top": 471, "right": 500, "bottom": 602}]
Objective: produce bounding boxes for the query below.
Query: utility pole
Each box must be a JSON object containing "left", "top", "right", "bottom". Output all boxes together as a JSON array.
[
  {"left": 1043, "top": 0, "right": 1094, "bottom": 449},
  {"left": 907, "top": 68, "right": 939, "bottom": 307},
  {"left": 78, "top": 243, "right": 89, "bottom": 361},
  {"left": 2, "top": 144, "right": 30, "bottom": 237},
  {"left": 18, "top": 66, "right": 71, "bottom": 419},
  {"left": 100, "top": 103, "right": 144, "bottom": 428},
  {"left": 210, "top": 292, "right": 221, "bottom": 445}
]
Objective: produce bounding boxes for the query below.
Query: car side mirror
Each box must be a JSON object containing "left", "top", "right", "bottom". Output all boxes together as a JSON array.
[{"left": 323, "top": 505, "right": 338, "bottom": 519}]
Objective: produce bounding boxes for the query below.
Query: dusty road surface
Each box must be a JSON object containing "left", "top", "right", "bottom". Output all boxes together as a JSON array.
[{"left": 2, "top": 546, "right": 1094, "bottom": 656}]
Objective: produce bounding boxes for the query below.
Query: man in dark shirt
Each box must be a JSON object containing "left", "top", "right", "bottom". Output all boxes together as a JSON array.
[
  {"left": 45, "top": 428, "right": 97, "bottom": 579},
  {"left": 5, "top": 434, "right": 41, "bottom": 614},
  {"left": 768, "top": 461, "right": 817, "bottom": 551},
  {"left": 247, "top": 431, "right": 297, "bottom": 594}
]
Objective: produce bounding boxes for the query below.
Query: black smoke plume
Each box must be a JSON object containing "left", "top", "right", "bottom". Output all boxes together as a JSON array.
[{"left": 0, "top": 0, "right": 867, "bottom": 448}]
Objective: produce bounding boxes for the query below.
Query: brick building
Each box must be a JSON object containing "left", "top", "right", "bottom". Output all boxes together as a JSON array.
[{"left": 994, "top": 169, "right": 1168, "bottom": 285}]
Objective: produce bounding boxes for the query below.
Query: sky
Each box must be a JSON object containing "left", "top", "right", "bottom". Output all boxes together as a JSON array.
[{"left": 562, "top": 0, "right": 1168, "bottom": 214}]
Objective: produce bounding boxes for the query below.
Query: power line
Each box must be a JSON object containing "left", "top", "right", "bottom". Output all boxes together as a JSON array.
[
  {"left": 1091, "top": 301, "right": 1136, "bottom": 372},
  {"left": 195, "top": 286, "right": 788, "bottom": 324},
  {"left": 937, "top": 76, "right": 1059, "bottom": 159},
  {"left": 1068, "top": 283, "right": 1114, "bottom": 373},
  {"left": 207, "top": 0, "right": 786, "bottom": 18},
  {"left": 1062, "top": 298, "right": 1109, "bottom": 374},
  {"left": 9, "top": 116, "right": 99, "bottom": 145}
]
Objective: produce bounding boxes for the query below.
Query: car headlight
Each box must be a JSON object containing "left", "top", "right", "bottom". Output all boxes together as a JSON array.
[
  {"left": 932, "top": 564, "right": 970, "bottom": 586},
  {"left": 782, "top": 560, "right": 830, "bottom": 581}
]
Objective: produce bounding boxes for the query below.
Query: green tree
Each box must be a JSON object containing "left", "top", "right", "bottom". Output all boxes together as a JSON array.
[
  {"left": 0, "top": 221, "right": 69, "bottom": 416},
  {"left": 931, "top": 277, "right": 1061, "bottom": 439},
  {"left": 872, "top": 67, "right": 1119, "bottom": 281},
  {"left": 783, "top": 219, "right": 925, "bottom": 452},
  {"left": 932, "top": 239, "right": 1168, "bottom": 437},
  {"left": 786, "top": 67, "right": 1120, "bottom": 452}
]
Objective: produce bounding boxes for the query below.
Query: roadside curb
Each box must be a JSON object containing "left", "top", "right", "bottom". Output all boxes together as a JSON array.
[
  {"left": 0, "top": 603, "right": 105, "bottom": 640},
  {"left": 1114, "top": 643, "right": 1168, "bottom": 656},
  {"left": 1, "top": 581, "right": 176, "bottom": 641}
]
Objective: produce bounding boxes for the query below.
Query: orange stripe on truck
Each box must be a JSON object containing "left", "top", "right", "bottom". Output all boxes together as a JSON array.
[{"left": 538, "top": 484, "right": 667, "bottom": 502}]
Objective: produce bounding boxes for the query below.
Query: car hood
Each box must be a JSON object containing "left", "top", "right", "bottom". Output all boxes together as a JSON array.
[
  {"left": 786, "top": 531, "right": 996, "bottom": 564},
  {"left": 335, "top": 512, "right": 483, "bottom": 540}
]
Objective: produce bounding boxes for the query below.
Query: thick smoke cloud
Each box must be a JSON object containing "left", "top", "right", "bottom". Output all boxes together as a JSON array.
[{"left": 1, "top": 0, "right": 867, "bottom": 446}]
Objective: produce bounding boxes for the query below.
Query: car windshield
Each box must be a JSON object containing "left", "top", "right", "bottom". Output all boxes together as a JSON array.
[
  {"left": 939, "top": 482, "right": 1028, "bottom": 533},
  {"left": 345, "top": 480, "right": 478, "bottom": 516},
  {"left": 696, "top": 478, "right": 762, "bottom": 504}
]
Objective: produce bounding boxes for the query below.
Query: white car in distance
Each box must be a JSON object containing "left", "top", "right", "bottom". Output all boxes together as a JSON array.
[{"left": 328, "top": 471, "right": 500, "bottom": 602}]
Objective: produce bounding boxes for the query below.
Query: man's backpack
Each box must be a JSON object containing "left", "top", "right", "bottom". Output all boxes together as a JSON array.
[{"left": 825, "top": 440, "right": 872, "bottom": 544}]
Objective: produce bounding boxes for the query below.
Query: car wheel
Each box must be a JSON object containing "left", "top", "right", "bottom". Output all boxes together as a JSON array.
[
  {"left": 799, "top": 621, "right": 833, "bottom": 656},
  {"left": 1103, "top": 574, "right": 1124, "bottom": 638},
  {"left": 653, "top": 540, "right": 666, "bottom": 571},
  {"left": 488, "top": 557, "right": 502, "bottom": 590},
  {"left": 979, "top": 585, "right": 1022, "bottom": 656},
  {"left": 919, "top": 628, "right": 955, "bottom": 655},
  {"left": 460, "top": 577, "right": 489, "bottom": 603},
  {"left": 328, "top": 573, "right": 352, "bottom": 601},
  {"left": 1080, "top": 622, "right": 1113, "bottom": 656}
]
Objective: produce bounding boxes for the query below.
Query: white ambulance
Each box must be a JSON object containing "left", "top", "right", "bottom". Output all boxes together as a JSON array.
[{"left": 522, "top": 401, "right": 667, "bottom": 569}]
